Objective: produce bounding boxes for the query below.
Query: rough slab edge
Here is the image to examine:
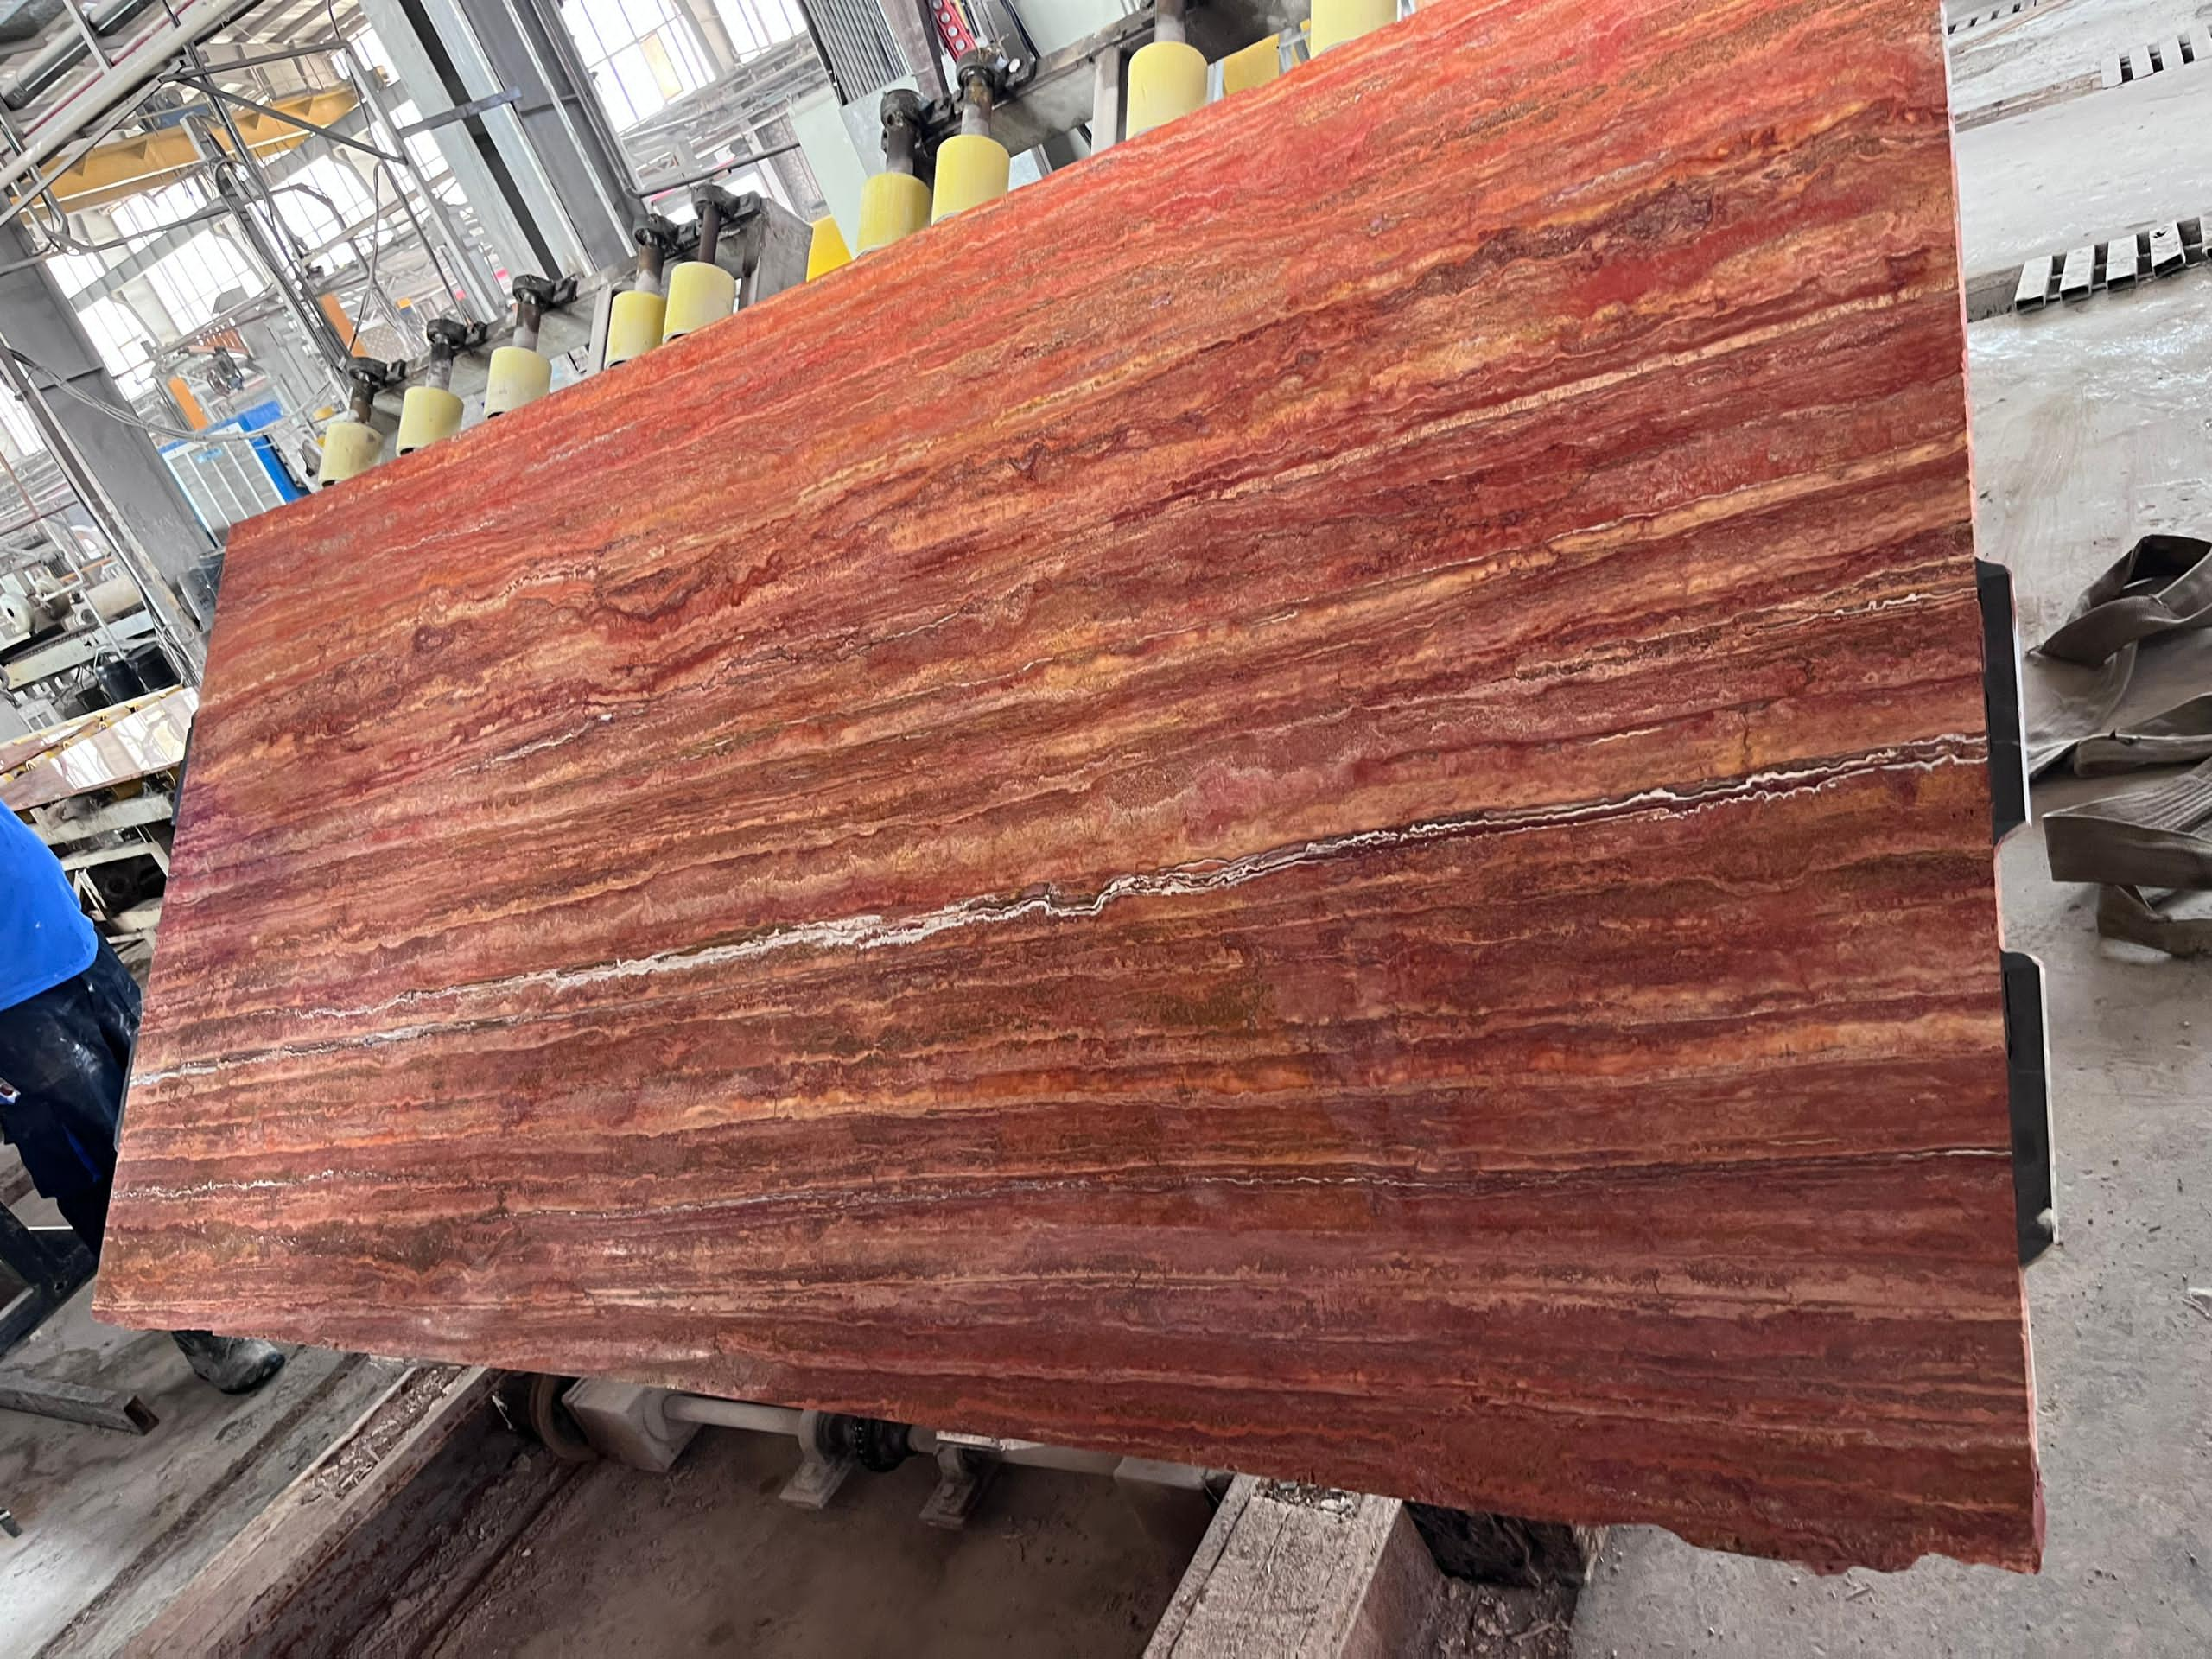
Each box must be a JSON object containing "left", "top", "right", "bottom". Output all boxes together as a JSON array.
[{"left": 120, "top": 1363, "right": 490, "bottom": 1657}]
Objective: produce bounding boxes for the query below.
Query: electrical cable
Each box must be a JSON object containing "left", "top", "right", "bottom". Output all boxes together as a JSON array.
[
  {"left": 8, "top": 349, "right": 290, "bottom": 446},
  {"left": 321, "top": 0, "right": 467, "bottom": 340}
]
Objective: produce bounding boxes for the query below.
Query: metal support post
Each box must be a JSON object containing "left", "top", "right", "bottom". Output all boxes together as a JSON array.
[
  {"left": 53, "top": 0, "right": 111, "bottom": 69},
  {"left": 344, "top": 64, "right": 505, "bottom": 326},
  {"left": 0, "top": 343, "right": 206, "bottom": 683},
  {"left": 176, "top": 86, "right": 357, "bottom": 392},
  {"left": 1091, "top": 49, "right": 1124, "bottom": 149},
  {"left": 358, "top": 0, "right": 635, "bottom": 278},
  {"left": 880, "top": 0, "right": 950, "bottom": 100}
]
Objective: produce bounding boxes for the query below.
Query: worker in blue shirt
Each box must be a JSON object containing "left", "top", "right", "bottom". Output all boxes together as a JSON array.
[{"left": 2, "top": 806, "right": 285, "bottom": 1392}]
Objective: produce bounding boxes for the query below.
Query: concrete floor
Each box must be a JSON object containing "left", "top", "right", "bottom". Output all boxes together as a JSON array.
[
  {"left": 418, "top": 1427, "right": 1206, "bottom": 1659},
  {"left": 1948, "top": 0, "right": 2212, "bottom": 271},
  {"left": 0, "top": 1242, "right": 406, "bottom": 1655},
  {"left": 1575, "top": 6, "right": 2212, "bottom": 1650}
]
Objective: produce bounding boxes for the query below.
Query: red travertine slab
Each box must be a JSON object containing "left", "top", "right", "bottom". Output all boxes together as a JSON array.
[{"left": 96, "top": 0, "right": 2041, "bottom": 1571}]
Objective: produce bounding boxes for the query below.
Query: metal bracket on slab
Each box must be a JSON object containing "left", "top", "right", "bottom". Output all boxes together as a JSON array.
[
  {"left": 919, "top": 1443, "right": 998, "bottom": 1529},
  {"left": 779, "top": 1408, "right": 857, "bottom": 1509},
  {"left": 2001, "top": 950, "right": 2056, "bottom": 1265},
  {"left": 1978, "top": 558, "right": 2031, "bottom": 844}
]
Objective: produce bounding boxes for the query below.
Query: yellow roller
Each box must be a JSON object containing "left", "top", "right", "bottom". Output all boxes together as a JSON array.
[
  {"left": 931, "top": 132, "right": 1010, "bottom": 223},
  {"left": 397, "top": 385, "right": 463, "bottom": 455},
  {"left": 661, "top": 259, "right": 735, "bottom": 343},
  {"left": 1126, "top": 40, "right": 1208, "bottom": 137},
  {"left": 858, "top": 170, "right": 931, "bottom": 251},
  {"left": 1222, "top": 36, "right": 1282, "bottom": 93},
  {"left": 484, "top": 344, "right": 552, "bottom": 416},
  {"left": 806, "top": 216, "right": 852, "bottom": 279},
  {"left": 606, "top": 288, "right": 666, "bottom": 367},
  {"left": 1309, "top": 0, "right": 1395, "bottom": 54},
  {"left": 319, "top": 418, "right": 382, "bottom": 487}
]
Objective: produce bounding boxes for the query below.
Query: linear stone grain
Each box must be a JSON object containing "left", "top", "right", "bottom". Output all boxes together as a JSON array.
[{"left": 96, "top": 0, "right": 2039, "bottom": 1572}]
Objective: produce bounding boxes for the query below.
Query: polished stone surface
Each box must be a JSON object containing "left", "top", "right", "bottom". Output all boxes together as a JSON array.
[{"left": 97, "top": 0, "right": 2038, "bottom": 1572}]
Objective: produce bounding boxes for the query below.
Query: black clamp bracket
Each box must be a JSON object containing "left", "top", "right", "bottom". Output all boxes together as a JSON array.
[
  {"left": 2001, "top": 950, "right": 2055, "bottom": 1265},
  {"left": 1977, "top": 557, "right": 2031, "bottom": 844}
]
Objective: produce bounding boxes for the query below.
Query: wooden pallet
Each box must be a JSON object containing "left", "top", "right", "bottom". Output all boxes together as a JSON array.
[
  {"left": 1948, "top": 0, "right": 2043, "bottom": 37},
  {"left": 2101, "top": 27, "right": 2211, "bottom": 86},
  {"left": 2012, "top": 216, "right": 2206, "bottom": 310}
]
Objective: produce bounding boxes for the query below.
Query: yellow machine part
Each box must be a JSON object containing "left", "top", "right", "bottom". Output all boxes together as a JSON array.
[
  {"left": 484, "top": 345, "right": 553, "bottom": 416},
  {"left": 857, "top": 171, "right": 931, "bottom": 252},
  {"left": 397, "top": 385, "right": 464, "bottom": 454},
  {"left": 662, "top": 259, "right": 736, "bottom": 342},
  {"left": 319, "top": 419, "right": 383, "bottom": 487},
  {"left": 164, "top": 375, "right": 210, "bottom": 432},
  {"left": 1309, "top": 0, "right": 1396, "bottom": 54},
  {"left": 931, "top": 133, "right": 1011, "bottom": 223},
  {"left": 606, "top": 288, "right": 667, "bottom": 367},
  {"left": 54, "top": 86, "right": 359, "bottom": 212},
  {"left": 1126, "top": 40, "right": 1208, "bottom": 137},
  {"left": 317, "top": 291, "right": 367, "bottom": 353},
  {"left": 1222, "top": 36, "right": 1283, "bottom": 94},
  {"left": 806, "top": 216, "right": 853, "bottom": 279}
]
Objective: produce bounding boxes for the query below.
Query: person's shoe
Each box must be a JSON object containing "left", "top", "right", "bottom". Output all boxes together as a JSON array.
[{"left": 171, "top": 1331, "right": 287, "bottom": 1394}]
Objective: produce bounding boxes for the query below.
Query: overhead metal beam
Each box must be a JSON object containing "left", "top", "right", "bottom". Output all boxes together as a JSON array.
[
  {"left": 168, "top": 75, "right": 401, "bottom": 164},
  {"left": 0, "top": 220, "right": 209, "bottom": 677},
  {"left": 50, "top": 85, "right": 361, "bottom": 211},
  {"left": 0, "top": 0, "right": 264, "bottom": 204}
]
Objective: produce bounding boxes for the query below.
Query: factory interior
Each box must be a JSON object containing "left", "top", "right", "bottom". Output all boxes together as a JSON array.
[{"left": 0, "top": 0, "right": 2207, "bottom": 1651}]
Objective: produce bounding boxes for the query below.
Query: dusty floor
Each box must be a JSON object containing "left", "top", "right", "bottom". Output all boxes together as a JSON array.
[
  {"left": 417, "top": 1427, "right": 1207, "bottom": 1659},
  {"left": 1950, "top": 0, "right": 2212, "bottom": 270},
  {"left": 0, "top": 1235, "right": 404, "bottom": 1655},
  {"left": 1574, "top": 6, "right": 2212, "bottom": 1651}
]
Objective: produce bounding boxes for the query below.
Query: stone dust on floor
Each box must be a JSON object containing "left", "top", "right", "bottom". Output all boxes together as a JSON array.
[
  {"left": 0, "top": 1266, "right": 404, "bottom": 1657},
  {"left": 415, "top": 1423, "right": 1209, "bottom": 1659}
]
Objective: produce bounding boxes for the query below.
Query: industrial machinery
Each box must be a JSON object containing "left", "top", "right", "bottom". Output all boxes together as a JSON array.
[
  {"left": 486, "top": 275, "right": 580, "bottom": 417},
  {"left": 318, "top": 359, "right": 405, "bottom": 488},
  {"left": 398, "top": 318, "right": 488, "bottom": 455}
]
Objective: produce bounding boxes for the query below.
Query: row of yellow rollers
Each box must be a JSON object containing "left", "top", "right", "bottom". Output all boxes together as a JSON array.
[
  {"left": 319, "top": 0, "right": 1397, "bottom": 486},
  {"left": 808, "top": 0, "right": 1401, "bottom": 276}
]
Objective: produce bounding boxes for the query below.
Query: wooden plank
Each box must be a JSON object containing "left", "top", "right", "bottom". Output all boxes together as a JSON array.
[
  {"left": 30, "top": 791, "right": 176, "bottom": 845},
  {"left": 96, "top": 0, "right": 2038, "bottom": 1573},
  {"left": 0, "top": 1370, "right": 156, "bottom": 1433},
  {"left": 2013, "top": 251, "right": 2056, "bottom": 308},
  {"left": 1145, "top": 1478, "right": 1444, "bottom": 1659},
  {"left": 57, "top": 838, "right": 163, "bottom": 873}
]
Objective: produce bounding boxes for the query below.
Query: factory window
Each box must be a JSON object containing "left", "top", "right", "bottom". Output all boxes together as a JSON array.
[
  {"left": 276, "top": 156, "right": 380, "bottom": 261},
  {"left": 74, "top": 298, "right": 158, "bottom": 399},
  {"left": 102, "top": 179, "right": 265, "bottom": 334},
  {"left": 0, "top": 390, "right": 43, "bottom": 457},
  {"left": 711, "top": 0, "right": 806, "bottom": 56},
  {"left": 560, "top": 0, "right": 716, "bottom": 127},
  {"left": 142, "top": 232, "right": 263, "bottom": 334},
  {"left": 47, "top": 248, "right": 106, "bottom": 298}
]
